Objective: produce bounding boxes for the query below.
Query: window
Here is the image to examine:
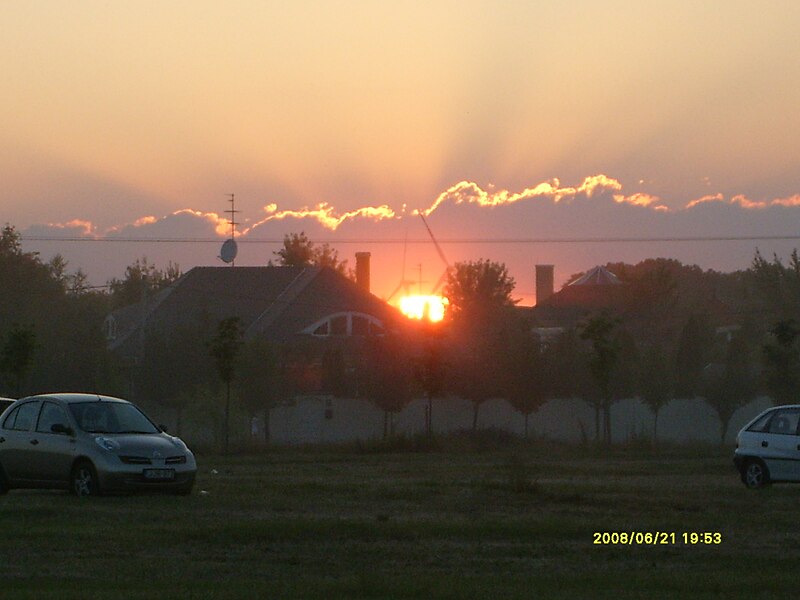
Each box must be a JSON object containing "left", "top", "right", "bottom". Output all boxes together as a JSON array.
[
  {"left": 747, "top": 412, "right": 774, "bottom": 433},
  {"left": 36, "top": 402, "right": 69, "bottom": 434},
  {"left": 305, "top": 312, "right": 386, "bottom": 337},
  {"left": 767, "top": 410, "right": 800, "bottom": 435},
  {"left": 3, "top": 402, "right": 39, "bottom": 431}
]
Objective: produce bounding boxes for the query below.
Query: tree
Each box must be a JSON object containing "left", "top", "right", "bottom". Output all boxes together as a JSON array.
[
  {"left": 639, "top": 344, "right": 674, "bottom": 444},
  {"left": 751, "top": 249, "right": 800, "bottom": 320},
  {"left": 580, "top": 314, "right": 620, "bottom": 445},
  {"left": 107, "top": 257, "right": 181, "bottom": 309},
  {"left": 444, "top": 259, "right": 517, "bottom": 431},
  {"left": 502, "top": 323, "right": 548, "bottom": 439},
  {"left": 209, "top": 317, "right": 244, "bottom": 454},
  {"left": 413, "top": 324, "right": 447, "bottom": 435},
  {"left": 762, "top": 320, "right": 800, "bottom": 405},
  {"left": 1, "top": 324, "right": 36, "bottom": 397},
  {"left": 360, "top": 336, "right": 414, "bottom": 439},
  {"left": 674, "top": 315, "right": 713, "bottom": 398},
  {"left": 443, "top": 259, "right": 517, "bottom": 321},
  {"left": 704, "top": 329, "right": 759, "bottom": 444},
  {"left": 273, "top": 232, "right": 348, "bottom": 274},
  {"left": 237, "top": 337, "right": 285, "bottom": 445}
]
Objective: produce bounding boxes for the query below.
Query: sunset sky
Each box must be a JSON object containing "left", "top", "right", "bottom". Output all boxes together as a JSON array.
[{"left": 3, "top": 1, "right": 800, "bottom": 303}]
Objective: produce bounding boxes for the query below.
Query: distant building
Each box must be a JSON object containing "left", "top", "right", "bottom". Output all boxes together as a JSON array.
[{"left": 105, "top": 264, "right": 403, "bottom": 388}]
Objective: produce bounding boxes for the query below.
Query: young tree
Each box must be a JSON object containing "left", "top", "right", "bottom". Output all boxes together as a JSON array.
[
  {"left": 237, "top": 337, "right": 285, "bottom": 445},
  {"left": 444, "top": 259, "right": 517, "bottom": 431},
  {"left": 1, "top": 324, "right": 36, "bottom": 397},
  {"left": 359, "top": 336, "right": 413, "bottom": 439},
  {"left": 502, "top": 324, "right": 548, "bottom": 439},
  {"left": 704, "top": 330, "right": 759, "bottom": 444},
  {"left": 674, "top": 315, "right": 713, "bottom": 398},
  {"left": 639, "top": 345, "right": 674, "bottom": 444},
  {"left": 209, "top": 317, "right": 244, "bottom": 455},
  {"left": 580, "top": 314, "right": 620, "bottom": 445}
]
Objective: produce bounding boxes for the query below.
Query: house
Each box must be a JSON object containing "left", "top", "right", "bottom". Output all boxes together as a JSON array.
[
  {"left": 531, "top": 264, "right": 626, "bottom": 337},
  {"left": 105, "top": 255, "right": 404, "bottom": 383}
]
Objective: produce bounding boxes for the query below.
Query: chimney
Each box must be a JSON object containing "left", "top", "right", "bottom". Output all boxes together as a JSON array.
[
  {"left": 355, "top": 252, "right": 371, "bottom": 293},
  {"left": 535, "top": 264, "right": 554, "bottom": 305}
]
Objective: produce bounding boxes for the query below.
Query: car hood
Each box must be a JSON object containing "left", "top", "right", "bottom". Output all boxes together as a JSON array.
[{"left": 94, "top": 433, "right": 186, "bottom": 456}]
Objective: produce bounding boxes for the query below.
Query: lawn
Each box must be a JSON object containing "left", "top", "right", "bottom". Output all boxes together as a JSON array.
[{"left": 0, "top": 439, "right": 794, "bottom": 599}]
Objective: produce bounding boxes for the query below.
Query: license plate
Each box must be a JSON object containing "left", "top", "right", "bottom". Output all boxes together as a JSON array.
[{"left": 143, "top": 468, "right": 175, "bottom": 480}]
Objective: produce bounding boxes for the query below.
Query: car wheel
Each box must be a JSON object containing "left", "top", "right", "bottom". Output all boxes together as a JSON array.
[
  {"left": 742, "top": 459, "right": 769, "bottom": 489},
  {"left": 71, "top": 461, "right": 101, "bottom": 497}
]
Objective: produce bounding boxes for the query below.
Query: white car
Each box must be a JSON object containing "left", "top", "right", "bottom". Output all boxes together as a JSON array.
[{"left": 734, "top": 405, "right": 800, "bottom": 489}]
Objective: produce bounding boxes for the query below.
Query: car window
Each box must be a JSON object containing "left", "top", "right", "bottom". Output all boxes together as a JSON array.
[
  {"left": 68, "top": 401, "right": 159, "bottom": 434},
  {"left": 767, "top": 410, "right": 800, "bottom": 435},
  {"left": 36, "top": 401, "right": 69, "bottom": 434},
  {"left": 5, "top": 402, "right": 39, "bottom": 432},
  {"left": 747, "top": 412, "right": 774, "bottom": 433}
]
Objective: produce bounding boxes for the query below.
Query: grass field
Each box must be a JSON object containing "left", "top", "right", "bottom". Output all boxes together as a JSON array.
[{"left": 0, "top": 437, "right": 795, "bottom": 599}]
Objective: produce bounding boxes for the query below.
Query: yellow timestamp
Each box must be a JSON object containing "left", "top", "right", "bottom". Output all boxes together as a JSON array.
[{"left": 593, "top": 532, "right": 723, "bottom": 545}]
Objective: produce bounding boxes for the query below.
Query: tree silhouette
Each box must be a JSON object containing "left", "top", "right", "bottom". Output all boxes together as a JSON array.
[
  {"left": 209, "top": 317, "right": 244, "bottom": 454},
  {"left": 639, "top": 345, "right": 674, "bottom": 444},
  {"left": 704, "top": 330, "right": 758, "bottom": 444},
  {"left": 762, "top": 319, "right": 800, "bottom": 405},
  {"left": 580, "top": 314, "right": 620, "bottom": 444},
  {"left": 273, "top": 232, "right": 348, "bottom": 274},
  {"left": 1, "top": 324, "right": 36, "bottom": 397},
  {"left": 444, "top": 259, "right": 517, "bottom": 431}
]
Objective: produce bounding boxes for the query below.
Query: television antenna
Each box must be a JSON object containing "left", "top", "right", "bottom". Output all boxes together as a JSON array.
[{"left": 219, "top": 193, "right": 240, "bottom": 266}]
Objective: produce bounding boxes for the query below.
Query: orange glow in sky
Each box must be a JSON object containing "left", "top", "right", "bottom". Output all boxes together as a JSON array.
[{"left": 398, "top": 295, "right": 448, "bottom": 322}]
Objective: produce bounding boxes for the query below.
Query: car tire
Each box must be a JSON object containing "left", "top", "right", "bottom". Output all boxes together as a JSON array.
[
  {"left": 71, "top": 460, "right": 101, "bottom": 497},
  {"left": 742, "top": 459, "right": 770, "bottom": 489}
]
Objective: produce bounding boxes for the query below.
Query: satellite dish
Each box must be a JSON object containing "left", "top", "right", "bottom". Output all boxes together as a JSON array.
[{"left": 220, "top": 238, "right": 238, "bottom": 264}]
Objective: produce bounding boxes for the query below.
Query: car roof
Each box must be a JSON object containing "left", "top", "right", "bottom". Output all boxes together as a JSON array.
[{"left": 20, "top": 393, "right": 130, "bottom": 405}]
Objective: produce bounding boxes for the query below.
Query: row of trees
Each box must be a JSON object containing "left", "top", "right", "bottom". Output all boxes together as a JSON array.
[{"left": 2, "top": 222, "right": 799, "bottom": 448}]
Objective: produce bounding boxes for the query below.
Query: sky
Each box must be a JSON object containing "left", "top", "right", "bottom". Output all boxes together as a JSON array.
[{"left": 3, "top": 1, "right": 800, "bottom": 304}]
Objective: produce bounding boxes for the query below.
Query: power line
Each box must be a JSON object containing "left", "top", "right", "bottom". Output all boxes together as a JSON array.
[{"left": 19, "top": 234, "right": 800, "bottom": 245}]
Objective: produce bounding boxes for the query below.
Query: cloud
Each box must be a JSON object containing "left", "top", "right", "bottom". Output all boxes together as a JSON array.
[
  {"left": 246, "top": 202, "right": 397, "bottom": 233},
  {"left": 18, "top": 174, "right": 800, "bottom": 303}
]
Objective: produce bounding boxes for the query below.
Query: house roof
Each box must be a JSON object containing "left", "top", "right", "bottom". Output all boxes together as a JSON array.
[
  {"left": 568, "top": 265, "right": 622, "bottom": 287},
  {"left": 107, "top": 266, "right": 402, "bottom": 352}
]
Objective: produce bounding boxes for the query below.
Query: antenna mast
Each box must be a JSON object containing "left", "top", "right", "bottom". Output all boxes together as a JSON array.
[{"left": 219, "top": 193, "right": 240, "bottom": 267}]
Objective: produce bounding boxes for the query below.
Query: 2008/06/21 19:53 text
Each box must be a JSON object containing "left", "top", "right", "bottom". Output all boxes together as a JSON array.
[{"left": 593, "top": 532, "right": 723, "bottom": 545}]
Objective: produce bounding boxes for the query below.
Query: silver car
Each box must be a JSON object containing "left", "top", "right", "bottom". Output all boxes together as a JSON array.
[
  {"left": 0, "top": 393, "right": 196, "bottom": 496},
  {"left": 734, "top": 404, "right": 800, "bottom": 489}
]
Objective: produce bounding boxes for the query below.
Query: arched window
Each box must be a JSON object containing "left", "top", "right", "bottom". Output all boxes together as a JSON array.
[{"left": 303, "top": 312, "right": 385, "bottom": 337}]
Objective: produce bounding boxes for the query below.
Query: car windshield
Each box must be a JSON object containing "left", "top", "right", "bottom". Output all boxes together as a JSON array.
[{"left": 68, "top": 401, "right": 160, "bottom": 434}]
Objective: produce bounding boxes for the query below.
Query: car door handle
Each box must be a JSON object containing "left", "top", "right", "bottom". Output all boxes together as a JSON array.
[
  {"left": 29, "top": 439, "right": 39, "bottom": 446},
  {"left": 762, "top": 441, "right": 769, "bottom": 447},
  {"left": 0, "top": 436, "right": 4, "bottom": 443}
]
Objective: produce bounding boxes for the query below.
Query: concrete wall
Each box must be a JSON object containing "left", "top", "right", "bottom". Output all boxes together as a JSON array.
[{"left": 260, "top": 395, "right": 774, "bottom": 445}]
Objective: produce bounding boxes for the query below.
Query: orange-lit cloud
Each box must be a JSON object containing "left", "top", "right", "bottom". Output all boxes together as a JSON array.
[
  {"left": 44, "top": 219, "right": 97, "bottom": 237},
  {"left": 423, "top": 174, "right": 628, "bottom": 215},
  {"left": 249, "top": 203, "right": 397, "bottom": 232},
  {"left": 686, "top": 193, "right": 800, "bottom": 211}
]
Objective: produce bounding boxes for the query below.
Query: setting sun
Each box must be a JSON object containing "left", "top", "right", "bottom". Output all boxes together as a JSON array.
[{"left": 398, "top": 295, "right": 448, "bottom": 322}]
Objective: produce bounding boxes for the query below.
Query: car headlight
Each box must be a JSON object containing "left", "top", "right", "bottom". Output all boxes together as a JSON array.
[
  {"left": 170, "top": 436, "right": 188, "bottom": 451},
  {"left": 95, "top": 436, "right": 120, "bottom": 451}
]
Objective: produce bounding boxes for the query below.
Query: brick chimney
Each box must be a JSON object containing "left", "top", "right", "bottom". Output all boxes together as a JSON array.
[
  {"left": 535, "top": 264, "right": 554, "bottom": 305},
  {"left": 355, "top": 252, "right": 371, "bottom": 293}
]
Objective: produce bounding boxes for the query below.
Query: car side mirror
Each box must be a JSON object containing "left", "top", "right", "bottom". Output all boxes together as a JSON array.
[{"left": 51, "top": 423, "right": 74, "bottom": 436}]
